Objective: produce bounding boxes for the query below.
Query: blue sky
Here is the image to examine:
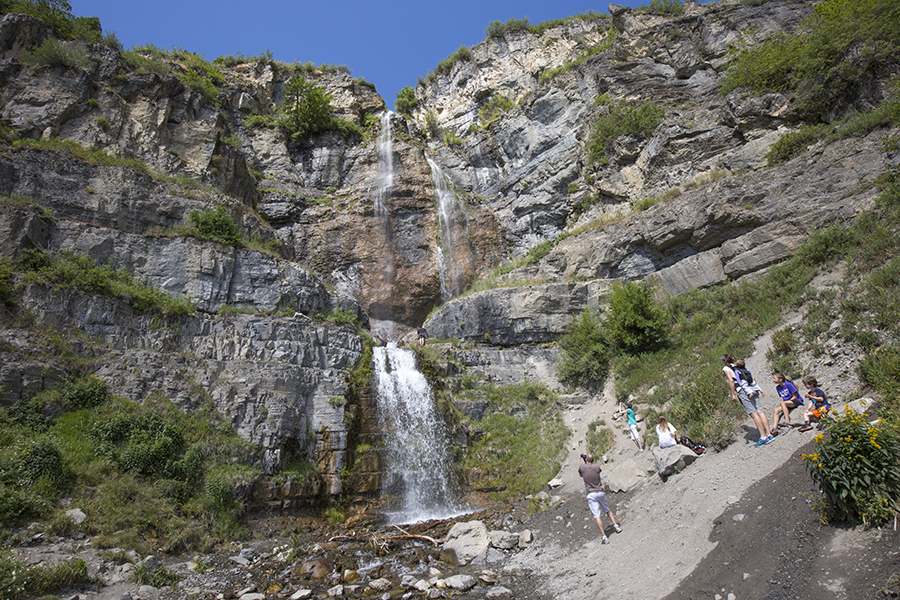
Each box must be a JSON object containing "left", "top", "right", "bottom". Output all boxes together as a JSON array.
[{"left": 70, "top": 1, "right": 653, "bottom": 108}]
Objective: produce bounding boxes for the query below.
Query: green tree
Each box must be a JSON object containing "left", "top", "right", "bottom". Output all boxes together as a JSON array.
[
  {"left": 558, "top": 309, "right": 612, "bottom": 388},
  {"left": 279, "top": 75, "right": 334, "bottom": 142},
  {"left": 603, "top": 279, "right": 668, "bottom": 354},
  {"left": 395, "top": 86, "right": 417, "bottom": 115}
]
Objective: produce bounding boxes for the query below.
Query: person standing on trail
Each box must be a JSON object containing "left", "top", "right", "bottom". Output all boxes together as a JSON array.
[
  {"left": 721, "top": 354, "right": 773, "bottom": 446},
  {"left": 577, "top": 454, "right": 621, "bottom": 545},
  {"left": 625, "top": 402, "right": 644, "bottom": 453}
]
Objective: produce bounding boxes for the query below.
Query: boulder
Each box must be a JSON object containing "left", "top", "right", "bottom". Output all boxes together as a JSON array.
[
  {"left": 445, "top": 574, "right": 477, "bottom": 591},
  {"left": 488, "top": 530, "right": 519, "bottom": 550},
  {"left": 604, "top": 458, "right": 647, "bottom": 493},
  {"left": 440, "top": 521, "right": 489, "bottom": 566},
  {"left": 652, "top": 444, "right": 698, "bottom": 478}
]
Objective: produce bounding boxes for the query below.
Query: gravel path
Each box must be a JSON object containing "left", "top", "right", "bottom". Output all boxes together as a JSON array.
[{"left": 510, "top": 316, "right": 896, "bottom": 600}]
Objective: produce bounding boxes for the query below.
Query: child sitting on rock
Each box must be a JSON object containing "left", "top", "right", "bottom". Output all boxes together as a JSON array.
[{"left": 798, "top": 375, "right": 830, "bottom": 431}]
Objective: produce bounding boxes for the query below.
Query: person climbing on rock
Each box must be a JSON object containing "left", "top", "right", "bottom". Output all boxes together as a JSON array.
[
  {"left": 417, "top": 325, "right": 427, "bottom": 347},
  {"left": 577, "top": 453, "right": 621, "bottom": 545},
  {"left": 625, "top": 402, "right": 644, "bottom": 453},
  {"left": 721, "top": 354, "right": 773, "bottom": 446}
]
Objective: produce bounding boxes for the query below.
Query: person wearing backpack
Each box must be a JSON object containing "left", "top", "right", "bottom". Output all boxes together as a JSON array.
[{"left": 721, "top": 354, "right": 773, "bottom": 446}]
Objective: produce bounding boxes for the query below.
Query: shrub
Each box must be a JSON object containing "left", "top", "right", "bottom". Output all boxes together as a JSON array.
[
  {"left": 603, "top": 279, "right": 668, "bottom": 354},
  {"left": 61, "top": 375, "right": 108, "bottom": 410},
  {"left": 244, "top": 113, "right": 276, "bottom": 130},
  {"left": 395, "top": 86, "right": 417, "bottom": 115},
  {"left": 23, "top": 37, "right": 93, "bottom": 70},
  {"left": 90, "top": 413, "right": 189, "bottom": 479},
  {"left": 17, "top": 439, "right": 65, "bottom": 484},
  {"left": 123, "top": 50, "right": 171, "bottom": 76},
  {"left": 0, "top": 258, "right": 14, "bottom": 307},
  {"left": 279, "top": 75, "right": 334, "bottom": 142},
  {"left": 7, "top": 396, "right": 53, "bottom": 432},
  {"left": 558, "top": 309, "right": 612, "bottom": 388},
  {"left": 803, "top": 408, "right": 900, "bottom": 526},
  {"left": 131, "top": 562, "right": 180, "bottom": 587},
  {"left": 180, "top": 70, "right": 219, "bottom": 104},
  {"left": 638, "top": 0, "right": 684, "bottom": 15},
  {"left": 485, "top": 17, "right": 531, "bottom": 39},
  {"left": 66, "top": 15, "right": 101, "bottom": 43},
  {"left": 477, "top": 94, "right": 515, "bottom": 129},
  {"left": 588, "top": 100, "right": 665, "bottom": 165},
  {"left": 187, "top": 205, "right": 241, "bottom": 246}
]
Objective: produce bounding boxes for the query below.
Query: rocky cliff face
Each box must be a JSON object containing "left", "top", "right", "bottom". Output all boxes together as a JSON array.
[{"left": 0, "top": 1, "right": 897, "bottom": 504}]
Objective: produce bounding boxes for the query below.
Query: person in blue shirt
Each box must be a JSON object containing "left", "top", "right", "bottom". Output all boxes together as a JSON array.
[
  {"left": 624, "top": 402, "right": 644, "bottom": 453},
  {"left": 798, "top": 375, "right": 831, "bottom": 431},
  {"left": 771, "top": 372, "right": 802, "bottom": 429}
]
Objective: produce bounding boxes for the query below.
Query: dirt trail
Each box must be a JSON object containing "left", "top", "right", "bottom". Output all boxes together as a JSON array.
[{"left": 511, "top": 319, "right": 897, "bottom": 600}]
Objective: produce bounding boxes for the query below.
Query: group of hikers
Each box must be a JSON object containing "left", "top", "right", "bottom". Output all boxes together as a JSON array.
[
  {"left": 579, "top": 352, "right": 832, "bottom": 542},
  {"left": 720, "top": 353, "right": 831, "bottom": 446}
]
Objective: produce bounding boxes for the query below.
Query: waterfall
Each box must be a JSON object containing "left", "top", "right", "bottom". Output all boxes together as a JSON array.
[
  {"left": 375, "top": 111, "right": 394, "bottom": 217},
  {"left": 426, "top": 157, "right": 464, "bottom": 301},
  {"left": 374, "top": 343, "right": 464, "bottom": 524}
]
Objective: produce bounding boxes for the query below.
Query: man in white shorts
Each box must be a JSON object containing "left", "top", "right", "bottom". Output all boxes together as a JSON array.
[{"left": 577, "top": 454, "right": 622, "bottom": 544}]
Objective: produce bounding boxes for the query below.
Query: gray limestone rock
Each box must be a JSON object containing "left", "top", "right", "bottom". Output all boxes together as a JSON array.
[
  {"left": 652, "top": 443, "right": 699, "bottom": 478},
  {"left": 440, "top": 521, "right": 489, "bottom": 567}
]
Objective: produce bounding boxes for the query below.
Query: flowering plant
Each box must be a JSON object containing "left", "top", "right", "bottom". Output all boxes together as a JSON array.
[{"left": 803, "top": 407, "right": 900, "bottom": 526}]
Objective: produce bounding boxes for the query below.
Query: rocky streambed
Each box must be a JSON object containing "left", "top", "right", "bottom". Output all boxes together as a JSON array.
[{"left": 10, "top": 500, "right": 553, "bottom": 600}]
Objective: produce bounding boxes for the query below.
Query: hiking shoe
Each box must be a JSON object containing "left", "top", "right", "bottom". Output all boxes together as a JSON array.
[
  {"left": 754, "top": 438, "right": 767, "bottom": 447},
  {"left": 798, "top": 424, "right": 813, "bottom": 432},
  {"left": 764, "top": 435, "right": 775, "bottom": 444},
  {"left": 614, "top": 524, "right": 622, "bottom": 533},
  {"left": 601, "top": 536, "right": 609, "bottom": 544},
  {"left": 779, "top": 421, "right": 791, "bottom": 428}
]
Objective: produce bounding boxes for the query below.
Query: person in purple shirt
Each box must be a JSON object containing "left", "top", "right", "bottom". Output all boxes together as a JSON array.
[{"left": 771, "top": 372, "right": 802, "bottom": 429}]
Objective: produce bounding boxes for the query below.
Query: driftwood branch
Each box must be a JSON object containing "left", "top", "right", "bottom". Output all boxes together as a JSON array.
[{"left": 328, "top": 525, "right": 439, "bottom": 547}]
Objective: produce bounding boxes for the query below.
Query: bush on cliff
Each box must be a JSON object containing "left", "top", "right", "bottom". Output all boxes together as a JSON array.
[
  {"left": 16, "top": 248, "right": 195, "bottom": 317},
  {"left": 588, "top": 97, "right": 665, "bottom": 165},
  {"left": 721, "top": 0, "right": 900, "bottom": 121},
  {"left": 558, "top": 280, "right": 667, "bottom": 388},
  {"left": 278, "top": 74, "right": 364, "bottom": 143}
]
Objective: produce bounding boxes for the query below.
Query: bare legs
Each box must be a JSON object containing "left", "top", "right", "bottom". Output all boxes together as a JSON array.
[
  {"left": 594, "top": 510, "right": 619, "bottom": 537},
  {"left": 750, "top": 410, "right": 772, "bottom": 440}
]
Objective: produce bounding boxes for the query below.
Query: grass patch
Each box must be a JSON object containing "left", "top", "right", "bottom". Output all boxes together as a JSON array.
[
  {"left": 585, "top": 419, "right": 615, "bottom": 457},
  {"left": 588, "top": 96, "right": 665, "bottom": 165},
  {"left": 0, "top": 552, "right": 94, "bottom": 600},
  {"left": 15, "top": 248, "right": 194, "bottom": 318},
  {"left": 459, "top": 382, "right": 568, "bottom": 498},
  {"left": 1, "top": 378, "right": 259, "bottom": 554}
]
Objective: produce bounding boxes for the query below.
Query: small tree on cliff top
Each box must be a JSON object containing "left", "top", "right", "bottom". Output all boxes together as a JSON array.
[{"left": 279, "top": 75, "right": 334, "bottom": 142}]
